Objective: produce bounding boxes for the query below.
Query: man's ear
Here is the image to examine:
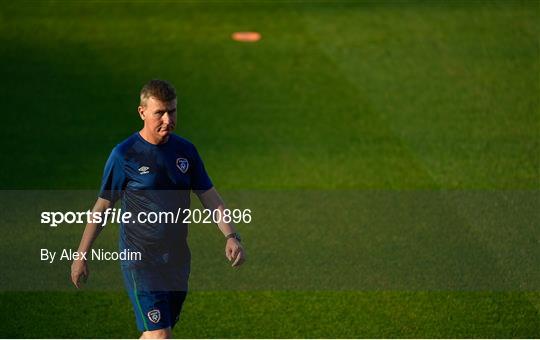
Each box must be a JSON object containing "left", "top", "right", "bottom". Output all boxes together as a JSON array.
[{"left": 138, "top": 106, "right": 145, "bottom": 120}]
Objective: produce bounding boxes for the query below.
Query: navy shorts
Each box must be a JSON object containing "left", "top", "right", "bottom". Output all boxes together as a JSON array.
[{"left": 122, "top": 266, "right": 188, "bottom": 332}]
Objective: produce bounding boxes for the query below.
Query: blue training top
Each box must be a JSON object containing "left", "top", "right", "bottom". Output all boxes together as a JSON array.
[{"left": 99, "top": 132, "right": 213, "bottom": 272}]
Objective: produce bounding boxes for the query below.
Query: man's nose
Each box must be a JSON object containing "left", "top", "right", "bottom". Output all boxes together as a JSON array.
[{"left": 162, "top": 112, "right": 171, "bottom": 124}]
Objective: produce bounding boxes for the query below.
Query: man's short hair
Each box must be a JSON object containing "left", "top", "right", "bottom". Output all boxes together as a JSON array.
[{"left": 140, "top": 79, "right": 177, "bottom": 106}]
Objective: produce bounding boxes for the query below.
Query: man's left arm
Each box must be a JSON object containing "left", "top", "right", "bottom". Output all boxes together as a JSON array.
[{"left": 197, "top": 187, "right": 245, "bottom": 267}]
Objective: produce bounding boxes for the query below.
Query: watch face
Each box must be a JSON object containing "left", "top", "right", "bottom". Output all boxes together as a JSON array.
[{"left": 227, "top": 233, "right": 241, "bottom": 242}]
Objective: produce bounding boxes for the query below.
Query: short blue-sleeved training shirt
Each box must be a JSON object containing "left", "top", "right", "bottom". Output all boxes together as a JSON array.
[{"left": 99, "top": 132, "right": 213, "bottom": 271}]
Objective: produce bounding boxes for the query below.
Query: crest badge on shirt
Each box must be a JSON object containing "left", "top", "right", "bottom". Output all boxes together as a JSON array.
[{"left": 176, "top": 158, "right": 189, "bottom": 173}]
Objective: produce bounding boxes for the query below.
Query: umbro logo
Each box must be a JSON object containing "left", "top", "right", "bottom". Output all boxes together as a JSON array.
[{"left": 138, "top": 166, "right": 150, "bottom": 175}]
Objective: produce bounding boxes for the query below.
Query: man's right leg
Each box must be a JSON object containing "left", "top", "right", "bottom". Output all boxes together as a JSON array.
[
  {"left": 122, "top": 267, "right": 175, "bottom": 336},
  {"left": 140, "top": 327, "right": 172, "bottom": 339}
]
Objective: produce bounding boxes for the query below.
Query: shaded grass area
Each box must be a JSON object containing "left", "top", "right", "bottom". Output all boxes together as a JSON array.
[
  {"left": 0, "top": 1, "right": 537, "bottom": 190},
  {"left": 0, "top": 291, "right": 539, "bottom": 338},
  {"left": 302, "top": 2, "right": 539, "bottom": 189}
]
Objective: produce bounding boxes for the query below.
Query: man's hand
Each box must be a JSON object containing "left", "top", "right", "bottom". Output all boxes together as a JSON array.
[
  {"left": 198, "top": 188, "right": 246, "bottom": 267},
  {"left": 71, "top": 259, "right": 89, "bottom": 288},
  {"left": 225, "top": 238, "right": 245, "bottom": 267},
  {"left": 70, "top": 198, "right": 111, "bottom": 289}
]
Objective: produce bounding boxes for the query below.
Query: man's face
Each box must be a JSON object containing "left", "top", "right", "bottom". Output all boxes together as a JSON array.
[{"left": 138, "top": 97, "right": 177, "bottom": 140}]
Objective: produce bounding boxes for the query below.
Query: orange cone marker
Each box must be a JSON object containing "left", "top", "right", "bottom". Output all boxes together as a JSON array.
[{"left": 232, "top": 32, "right": 261, "bottom": 42}]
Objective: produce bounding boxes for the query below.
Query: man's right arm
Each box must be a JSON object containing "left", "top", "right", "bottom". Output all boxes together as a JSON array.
[{"left": 70, "top": 197, "right": 113, "bottom": 288}]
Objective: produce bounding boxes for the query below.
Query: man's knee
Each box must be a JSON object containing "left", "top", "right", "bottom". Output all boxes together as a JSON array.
[{"left": 141, "top": 327, "right": 172, "bottom": 339}]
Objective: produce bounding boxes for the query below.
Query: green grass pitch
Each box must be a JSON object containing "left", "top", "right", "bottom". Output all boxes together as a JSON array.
[{"left": 0, "top": 1, "right": 539, "bottom": 338}]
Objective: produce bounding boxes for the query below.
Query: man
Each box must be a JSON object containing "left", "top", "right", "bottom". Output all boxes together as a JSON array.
[{"left": 71, "top": 79, "right": 245, "bottom": 338}]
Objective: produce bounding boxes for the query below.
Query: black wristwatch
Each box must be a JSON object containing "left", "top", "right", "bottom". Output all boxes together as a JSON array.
[{"left": 226, "top": 232, "right": 242, "bottom": 242}]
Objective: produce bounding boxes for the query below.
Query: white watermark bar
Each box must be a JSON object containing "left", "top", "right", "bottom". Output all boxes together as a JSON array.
[
  {"left": 0, "top": 190, "right": 538, "bottom": 291},
  {"left": 40, "top": 208, "right": 252, "bottom": 227},
  {"left": 40, "top": 248, "right": 142, "bottom": 263}
]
